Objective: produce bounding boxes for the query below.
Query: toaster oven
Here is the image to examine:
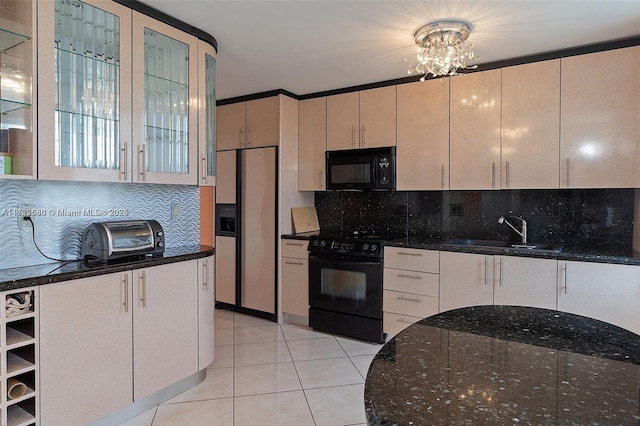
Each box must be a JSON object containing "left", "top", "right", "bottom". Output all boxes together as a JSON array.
[{"left": 81, "top": 220, "right": 165, "bottom": 264}]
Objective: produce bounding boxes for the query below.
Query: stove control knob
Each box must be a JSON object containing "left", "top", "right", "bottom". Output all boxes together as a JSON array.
[
  {"left": 320, "top": 240, "right": 327, "bottom": 247},
  {"left": 312, "top": 239, "right": 319, "bottom": 247},
  {"left": 362, "top": 243, "right": 369, "bottom": 251},
  {"left": 370, "top": 244, "right": 378, "bottom": 251}
]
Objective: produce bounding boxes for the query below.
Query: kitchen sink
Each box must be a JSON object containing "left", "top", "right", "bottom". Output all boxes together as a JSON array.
[{"left": 442, "top": 239, "right": 562, "bottom": 253}]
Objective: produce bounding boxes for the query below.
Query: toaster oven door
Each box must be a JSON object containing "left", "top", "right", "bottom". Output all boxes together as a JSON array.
[{"left": 106, "top": 221, "right": 154, "bottom": 252}]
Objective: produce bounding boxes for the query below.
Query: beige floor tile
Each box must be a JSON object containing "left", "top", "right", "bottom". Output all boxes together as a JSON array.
[
  {"left": 234, "top": 324, "right": 284, "bottom": 344},
  {"left": 117, "top": 406, "right": 156, "bottom": 426},
  {"left": 234, "top": 362, "right": 302, "bottom": 396},
  {"left": 152, "top": 398, "right": 233, "bottom": 426},
  {"left": 215, "top": 327, "right": 234, "bottom": 346},
  {"left": 286, "top": 337, "right": 347, "bottom": 361},
  {"left": 214, "top": 308, "right": 235, "bottom": 329},
  {"left": 233, "top": 313, "right": 276, "bottom": 328},
  {"left": 210, "top": 344, "right": 234, "bottom": 368},
  {"left": 234, "top": 391, "right": 314, "bottom": 426},
  {"left": 164, "top": 367, "right": 233, "bottom": 403},
  {"left": 350, "top": 354, "right": 376, "bottom": 379},
  {"left": 336, "top": 335, "right": 384, "bottom": 357},
  {"left": 305, "top": 384, "right": 367, "bottom": 426},
  {"left": 295, "top": 357, "right": 364, "bottom": 390},
  {"left": 234, "top": 340, "right": 292, "bottom": 366},
  {"left": 281, "top": 323, "right": 333, "bottom": 340}
]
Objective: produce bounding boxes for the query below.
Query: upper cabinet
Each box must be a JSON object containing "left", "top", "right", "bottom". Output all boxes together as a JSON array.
[
  {"left": 501, "top": 60, "right": 560, "bottom": 189},
  {"left": 0, "top": 0, "right": 36, "bottom": 179},
  {"left": 449, "top": 69, "right": 502, "bottom": 190},
  {"left": 198, "top": 40, "right": 216, "bottom": 186},
  {"left": 326, "top": 86, "right": 396, "bottom": 151},
  {"left": 132, "top": 12, "right": 198, "bottom": 185},
  {"left": 560, "top": 46, "right": 640, "bottom": 188},
  {"left": 298, "top": 97, "right": 326, "bottom": 191},
  {"left": 396, "top": 79, "right": 449, "bottom": 190},
  {"left": 38, "top": 0, "right": 132, "bottom": 182},
  {"left": 216, "top": 96, "right": 279, "bottom": 150}
]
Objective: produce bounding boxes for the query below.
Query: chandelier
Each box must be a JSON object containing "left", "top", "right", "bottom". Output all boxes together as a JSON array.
[{"left": 407, "top": 20, "right": 478, "bottom": 80}]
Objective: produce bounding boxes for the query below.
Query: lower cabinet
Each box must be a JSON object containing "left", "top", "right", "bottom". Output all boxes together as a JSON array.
[
  {"left": 39, "top": 258, "right": 208, "bottom": 424},
  {"left": 281, "top": 240, "right": 309, "bottom": 319},
  {"left": 558, "top": 260, "right": 640, "bottom": 335},
  {"left": 439, "top": 252, "right": 494, "bottom": 312},
  {"left": 40, "top": 272, "right": 133, "bottom": 425}
]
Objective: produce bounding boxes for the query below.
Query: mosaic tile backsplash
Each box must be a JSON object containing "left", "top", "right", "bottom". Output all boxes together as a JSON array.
[
  {"left": 0, "top": 180, "right": 199, "bottom": 269},
  {"left": 315, "top": 189, "right": 634, "bottom": 250}
]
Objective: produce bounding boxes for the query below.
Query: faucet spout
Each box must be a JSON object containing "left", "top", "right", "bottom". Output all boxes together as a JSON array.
[{"left": 498, "top": 216, "right": 527, "bottom": 244}]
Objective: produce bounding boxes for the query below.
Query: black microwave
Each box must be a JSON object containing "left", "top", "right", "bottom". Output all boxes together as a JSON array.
[{"left": 326, "top": 147, "right": 396, "bottom": 190}]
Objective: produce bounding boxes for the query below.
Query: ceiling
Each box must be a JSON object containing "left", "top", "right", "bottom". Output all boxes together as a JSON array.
[{"left": 138, "top": 0, "right": 640, "bottom": 100}]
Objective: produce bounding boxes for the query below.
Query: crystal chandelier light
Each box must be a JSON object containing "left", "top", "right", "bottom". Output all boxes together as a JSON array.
[{"left": 407, "top": 20, "right": 478, "bottom": 81}]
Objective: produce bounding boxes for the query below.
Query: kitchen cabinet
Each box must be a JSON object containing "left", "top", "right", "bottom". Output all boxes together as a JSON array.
[
  {"left": 383, "top": 247, "right": 439, "bottom": 337},
  {"left": 37, "top": 0, "right": 132, "bottom": 182},
  {"left": 449, "top": 69, "right": 501, "bottom": 190},
  {"left": 198, "top": 256, "right": 215, "bottom": 370},
  {"left": 557, "top": 260, "right": 640, "bottom": 334},
  {"left": 40, "top": 272, "right": 132, "bottom": 425},
  {"left": 501, "top": 60, "right": 560, "bottom": 189},
  {"left": 132, "top": 12, "right": 199, "bottom": 185},
  {"left": 132, "top": 261, "right": 198, "bottom": 400},
  {"left": 281, "top": 239, "right": 309, "bottom": 318},
  {"left": 0, "top": 0, "right": 36, "bottom": 179},
  {"left": 440, "top": 251, "right": 558, "bottom": 312},
  {"left": 326, "top": 86, "right": 396, "bottom": 151},
  {"left": 216, "top": 96, "right": 280, "bottom": 150},
  {"left": 298, "top": 97, "right": 326, "bottom": 191},
  {"left": 560, "top": 46, "right": 640, "bottom": 188},
  {"left": 0, "top": 287, "right": 38, "bottom": 426},
  {"left": 198, "top": 40, "right": 217, "bottom": 186},
  {"left": 396, "top": 79, "right": 450, "bottom": 190}
]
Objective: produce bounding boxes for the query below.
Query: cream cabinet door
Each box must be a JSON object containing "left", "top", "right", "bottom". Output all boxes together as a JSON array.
[
  {"left": 450, "top": 69, "right": 502, "bottom": 190},
  {"left": 560, "top": 46, "right": 640, "bottom": 188},
  {"left": 397, "top": 79, "right": 449, "bottom": 190},
  {"left": 40, "top": 272, "right": 133, "bottom": 425},
  {"left": 246, "top": 96, "right": 280, "bottom": 148},
  {"left": 502, "top": 60, "right": 560, "bottom": 189},
  {"left": 327, "top": 92, "right": 360, "bottom": 150},
  {"left": 298, "top": 97, "right": 327, "bottom": 191},
  {"left": 281, "top": 257, "right": 309, "bottom": 318},
  {"left": 198, "top": 40, "right": 217, "bottom": 186},
  {"left": 558, "top": 260, "right": 640, "bottom": 335},
  {"left": 439, "top": 251, "right": 494, "bottom": 312},
  {"left": 359, "top": 86, "right": 396, "bottom": 148},
  {"left": 198, "top": 256, "right": 215, "bottom": 370},
  {"left": 217, "top": 103, "right": 246, "bottom": 150},
  {"left": 494, "top": 256, "right": 557, "bottom": 310},
  {"left": 133, "top": 261, "right": 199, "bottom": 400}
]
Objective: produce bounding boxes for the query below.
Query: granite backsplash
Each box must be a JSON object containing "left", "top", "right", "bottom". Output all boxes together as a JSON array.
[{"left": 315, "top": 189, "right": 634, "bottom": 251}]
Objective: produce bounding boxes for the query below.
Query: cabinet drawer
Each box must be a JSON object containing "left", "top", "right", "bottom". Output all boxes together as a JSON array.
[
  {"left": 383, "top": 312, "right": 422, "bottom": 338},
  {"left": 384, "top": 247, "right": 439, "bottom": 273},
  {"left": 383, "top": 290, "right": 438, "bottom": 318},
  {"left": 281, "top": 240, "right": 309, "bottom": 259},
  {"left": 384, "top": 268, "right": 439, "bottom": 296}
]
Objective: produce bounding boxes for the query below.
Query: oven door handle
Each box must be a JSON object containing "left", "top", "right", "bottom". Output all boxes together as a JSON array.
[{"left": 309, "top": 255, "right": 381, "bottom": 267}]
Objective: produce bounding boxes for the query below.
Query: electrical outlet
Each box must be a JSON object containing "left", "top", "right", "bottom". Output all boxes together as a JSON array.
[
  {"left": 171, "top": 202, "right": 180, "bottom": 220},
  {"left": 17, "top": 203, "right": 33, "bottom": 227},
  {"left": 450, "top": 203, "right": 464, "bottom": 217}
]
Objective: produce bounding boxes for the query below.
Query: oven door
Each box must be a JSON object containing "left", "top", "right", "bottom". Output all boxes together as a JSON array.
[{"left": 309, "top": 254, "right": 382, "bottom": 319}]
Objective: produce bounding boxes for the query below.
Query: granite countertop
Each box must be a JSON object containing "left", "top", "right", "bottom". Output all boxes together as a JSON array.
[
  {"left": 0, "top": 245, "right": 214, "bottom": 292},
  {"left": 364, "top": 305, "right": 640, "bottom": 425},
  {"left": 281, "top": 233, "right": 640, "bottom": 266}
]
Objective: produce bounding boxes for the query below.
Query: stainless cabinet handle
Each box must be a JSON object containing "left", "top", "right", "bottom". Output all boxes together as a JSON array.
[
  {"left": 285, "top": 242, "right": 304, "bottom": 247},
  {"left": 139, "top": 271, "right": 146, "bottom": 307},
  {"left": 565, "top": 158, "right": 570, "bottom": 187},
  {"left": 563, "top": 262, "right": 568, "bottom": 294},
  {"left": 397, "top": 252, "right": 422, "bottom": 257},
  {"left": 361, "top": 125, "right": 365, "bottom": 147},
  {"left": 491, "top": 162, "right": 496, "bottom": 189},
  {"left": 201, "top": 154, "right": 207, "bottom": 183},
  {"left": 138, "top": 145, "right": 146, "bottom": 181},
  {"left": 239, "top": 128, "right": 244, "bottom": 147},
  {"left": 484, "top": 257, "right": 488, "bottom": 286},
  {"left": 498, "top": 259, "right": 503, "bottom": 287},
  {"left": 285, "top": 261, "right": 304, "bottom": 266},
  {"left": 440, "top": 165, "right": 445, "bottom": 189},
  {"left": 120, "top": 142, "right": 128, "bottom": 180},
  {"left": 121, "top": 274, "right": 129, "bottom": 312},
  {"left": 505, "top": 161, "right": 510, "bottom": 188},
  {"left": 319, "top": 169, "right": 323, "bottom": 189},
  {"left": 247, "top": 128, "right": 252, "bottom": 147},
  {"left": 397, "top": 273, "right": 422, "bottom": 280},
  {"left": 351, "top": 126, "right": 356, "bottom": 148},
  {"left": 202, "top": 260, "right": 208, "bottom": 290},
  {"left": 396, "top": 296, "right": 422, "bottom": 303},
  {"left": 397, "top": 318, "right": 414, "bottom": 324}
]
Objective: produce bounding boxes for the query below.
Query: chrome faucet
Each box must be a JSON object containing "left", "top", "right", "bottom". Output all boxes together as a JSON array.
[{"left": 498, "top": 216, "right": 527, "bottom": 244}]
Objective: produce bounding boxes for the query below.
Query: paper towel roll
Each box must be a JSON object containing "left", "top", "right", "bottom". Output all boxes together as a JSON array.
[{"left": 7, "top": 377, "right": 27, "bottom": 400}]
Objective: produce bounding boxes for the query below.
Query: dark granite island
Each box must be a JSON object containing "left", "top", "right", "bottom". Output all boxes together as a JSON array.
[{"left": 364, "top": 306, "right": 640, "bottom": 425}]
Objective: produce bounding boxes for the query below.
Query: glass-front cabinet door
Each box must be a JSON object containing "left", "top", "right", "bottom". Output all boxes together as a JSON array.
[
  {"left": 0, "top": 0, "right": 36, "bottom": 179},
  {"left": 38, "top": 0, "right": 132, "bottom": 182},
  {"left": 198, "top": 40, "right": 216, "bottom": 186},
  {"left": 132, "top": 13, "right": 198, "bottom": 185}
]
